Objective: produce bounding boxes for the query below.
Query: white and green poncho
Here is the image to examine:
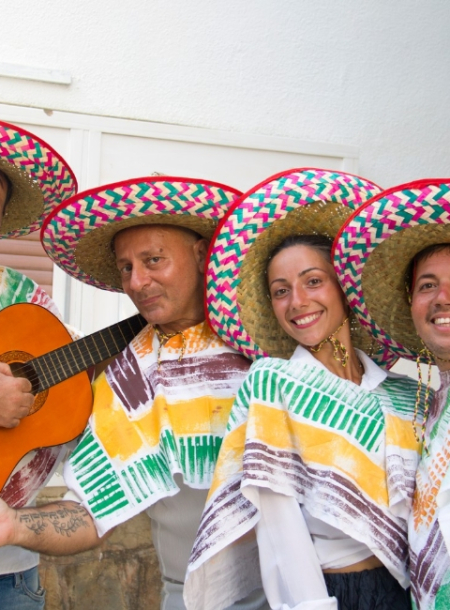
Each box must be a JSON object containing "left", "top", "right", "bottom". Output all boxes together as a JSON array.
[{"left": 184, "top": 350, "right": 425, "bottom": 610}]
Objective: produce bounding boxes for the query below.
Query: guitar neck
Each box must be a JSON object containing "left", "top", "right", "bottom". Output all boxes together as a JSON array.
[{"left": 30, "top": 314, "right": 147, "bottom": 392}]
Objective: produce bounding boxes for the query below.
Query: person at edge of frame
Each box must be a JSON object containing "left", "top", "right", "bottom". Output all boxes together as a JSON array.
[
  {"left": 331, "top": 177, "right": 450, "bottom": 610},
  {"left": 0, "top": 120, "right": 78, "bottom": 610}
]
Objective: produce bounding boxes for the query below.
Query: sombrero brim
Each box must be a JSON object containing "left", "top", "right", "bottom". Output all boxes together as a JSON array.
[
  {"left": 333, "top": 178, "right": 450, "bottom": 361},
  {"left": 41, "top": 176, "right": 243, "bottom": 292},
  {"left": 0, "top": 121, "right": 77, "bottom": 238},
  {"left": 206, "top": 167, "right": 397, "bottom": 367}
]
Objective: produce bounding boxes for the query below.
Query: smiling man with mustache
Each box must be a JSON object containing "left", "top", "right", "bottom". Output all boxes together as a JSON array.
[
  {"left": 333, "top": 179, "right": 450, "bottom": 610},
  {"left": 409, "top": 245, "right": 450, "bottom": 365},
  {"left": 407, "top": 243, "right": 450, "bottom": 610}
]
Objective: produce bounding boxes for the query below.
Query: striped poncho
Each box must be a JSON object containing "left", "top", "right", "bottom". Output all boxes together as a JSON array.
[
  {"left": 184, "top": 350, "right": 424, "bottom": 610},
  {"left": 64, "top": 321, "right": 251, "bottom": 535},
  {"left": 409, "top": 370, "right": 450, "bottom": 610}
]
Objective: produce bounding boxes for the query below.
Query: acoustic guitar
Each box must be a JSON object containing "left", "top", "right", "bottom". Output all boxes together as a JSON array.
[{"left": 0, "top": 303, "right": 147, "bottom": 491}]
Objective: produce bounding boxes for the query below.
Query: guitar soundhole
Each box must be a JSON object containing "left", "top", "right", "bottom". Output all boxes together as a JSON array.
[{"left": 0, "top": 351, "right": 49, "bottom": 415}]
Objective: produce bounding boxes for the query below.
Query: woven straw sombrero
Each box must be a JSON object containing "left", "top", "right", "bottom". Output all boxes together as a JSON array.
[
  {"left": 334, "top": 178, "right": 450, "bottom": 362},
  {"left": 41, "top": 176, "right": 243, "bottom": 292},
  {"left": 0, "top": 121, "right": 77, "bottom": 238},
  {"left": 206, "top": 167, "right": 397, "bottom": 366}
]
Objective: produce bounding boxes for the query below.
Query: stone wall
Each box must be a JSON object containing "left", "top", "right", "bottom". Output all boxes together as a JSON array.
[{"left": 37, "top": 487, "right": 161, "bottom": 610}]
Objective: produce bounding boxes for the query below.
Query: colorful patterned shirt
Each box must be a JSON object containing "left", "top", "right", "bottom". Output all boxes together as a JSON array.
[
  {"left": 184, "top": 347, "right": 424, "bottom": 610},
  {"left": 409, "top": 370, "right": 450, "bottom": 610}
]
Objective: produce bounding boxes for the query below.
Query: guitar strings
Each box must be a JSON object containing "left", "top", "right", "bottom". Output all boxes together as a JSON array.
[
  {"left": 11, "top": 317, "right": 145, "bottom": 392},
  {"left": 13, "top": 336, "right": 131, "bottom": 389}
]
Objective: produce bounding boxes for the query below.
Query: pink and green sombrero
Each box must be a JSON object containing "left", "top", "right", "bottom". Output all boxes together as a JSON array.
[
  {"left": 333, "top": 178, "right": 450, "bottom": 362},
  {"left": 41, "top": 176, "right": 243, "bottom": 292},
  {"left": 206, "top": 167, "right": 397, "bottom": 366},
  {"left": 0, "top": 121, "right": 77, "bottom": 238}
]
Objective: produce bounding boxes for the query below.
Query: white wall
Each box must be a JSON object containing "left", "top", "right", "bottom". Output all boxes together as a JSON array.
[
  {"left": 0, "top": 105, "right": 358, "bottom": 334},
  {"left": 1, "top": 0, "right": 448, "bottom": 382},
  {"left": 1, "top": 0, "right": 449, "bottom": 188}
]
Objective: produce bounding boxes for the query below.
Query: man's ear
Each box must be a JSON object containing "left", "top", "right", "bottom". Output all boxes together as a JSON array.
[{"left": 193, "top": 238, "right": 209, "bottom": 273}]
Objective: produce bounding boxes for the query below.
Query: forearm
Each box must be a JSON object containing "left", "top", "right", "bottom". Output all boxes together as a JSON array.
[{"left": 11, "top": 500, "right": 105, "bottom": 555}]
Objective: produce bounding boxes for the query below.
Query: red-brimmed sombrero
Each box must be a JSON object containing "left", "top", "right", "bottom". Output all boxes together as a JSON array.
[
  {"left": 0, "top": 121, "right": 77, "bottom": 238},
  {"left": 333, "top": 178, "right": 450, "bottom": 361},
  {"left": 41, "top": 176, "right": 243, "bottom": 292},
  {"left": 206, "top": 167, "right": 397, "bottom": 366}
]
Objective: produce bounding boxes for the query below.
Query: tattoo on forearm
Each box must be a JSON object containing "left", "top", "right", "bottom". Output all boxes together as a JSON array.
[{"left": 19, "top": 503, "right": 90, "bottom": 537}]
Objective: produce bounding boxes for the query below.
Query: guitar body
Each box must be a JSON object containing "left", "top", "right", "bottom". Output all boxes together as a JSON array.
[{"left": 0, "top": 303, "right": 92, "bottom": 491}]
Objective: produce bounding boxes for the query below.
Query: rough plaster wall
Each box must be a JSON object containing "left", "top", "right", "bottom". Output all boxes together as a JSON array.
[{"left": 0, "top": 0, "right": 449, "bottom": 186}]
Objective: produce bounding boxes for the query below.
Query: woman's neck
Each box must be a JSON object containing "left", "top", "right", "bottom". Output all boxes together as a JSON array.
[{"left": 310, "top": 345, "right": 364, "bottom": 384}]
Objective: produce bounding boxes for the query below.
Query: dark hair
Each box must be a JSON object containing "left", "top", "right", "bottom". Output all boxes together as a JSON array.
[
  {"left": 406, "top": 242, "right": 450, "bottom": 291},
  {"left": 267, "top": 234, "right": 333, "bottom": 269},
  {"left": 0, "top": 170, "right": 12, "bottom": 217}
]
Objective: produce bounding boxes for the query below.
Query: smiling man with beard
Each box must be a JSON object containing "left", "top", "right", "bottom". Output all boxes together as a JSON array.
[
  {"left": 409, "top": 245, "right": 450, "bottom": 362},
  {"left": 407, "top": 242, "right": 450, "bottom": 610},
  {"left": 333, "top": 178, "right": 450, "bottom": 610}
]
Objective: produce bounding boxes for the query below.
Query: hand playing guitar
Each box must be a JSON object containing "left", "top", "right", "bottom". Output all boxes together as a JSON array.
[
  {"left": 0, "top": 363, "right": 34, "bottom": 428},
  {"left": 0, "top": 304, "right": 146, "bottom": 492}
]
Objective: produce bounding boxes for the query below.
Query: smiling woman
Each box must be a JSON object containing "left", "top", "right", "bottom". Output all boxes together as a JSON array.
[
  {"left": 267, "top": 235, "right": 352, "bottom": 376},
  {"left": 184, "top": 168, "right": 425, "bottom": 610}
]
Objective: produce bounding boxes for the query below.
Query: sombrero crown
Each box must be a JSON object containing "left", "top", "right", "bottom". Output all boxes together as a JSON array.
[
  {"left": 41, "top": 175, "right": 243, "bottom": 292},
  {"left": 0, "top": 121, "right": 77, "bottom": 238},
  {"left": 334, "top": 178, "right": 450, "bottom": 361},
  {"left": 206, "top": 167, "right": 395, "bottom": 365}
]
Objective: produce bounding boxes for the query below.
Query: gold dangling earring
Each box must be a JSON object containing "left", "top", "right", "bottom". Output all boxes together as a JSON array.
[
  {"left": 407, "top": 280, "right": 431, "bottom": 455},
  {"left": 413, "top": 341, "right": 432, "bottom": 456}
]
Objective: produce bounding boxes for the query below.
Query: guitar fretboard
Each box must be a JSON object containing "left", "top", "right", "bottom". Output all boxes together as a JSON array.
[{"left": 22, "top": 314, "right": 147, "bottom": 393}]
